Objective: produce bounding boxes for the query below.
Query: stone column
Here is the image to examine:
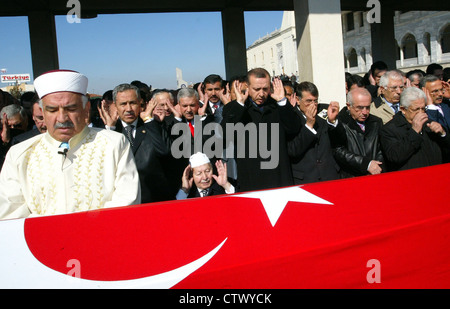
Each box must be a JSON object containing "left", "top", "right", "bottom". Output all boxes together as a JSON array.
[
  {"left": 221, "top": 7, "right": 248, "bottom": 79},
  {"left": 293, "top": 0, "right": 346, "bottom": 105},
  {"left": 370, "top": 4, "right": 397, "bottom": 70},
  {"left": 28, "top": 11, "right": 59, "bottom": 78}
]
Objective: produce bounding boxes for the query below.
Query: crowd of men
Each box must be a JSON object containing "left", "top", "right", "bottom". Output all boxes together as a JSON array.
[{"left": 0, "top": 62, "right": 449, "bottom": 219}]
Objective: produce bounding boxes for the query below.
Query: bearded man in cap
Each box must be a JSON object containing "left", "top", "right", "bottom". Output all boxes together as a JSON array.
[{"left": 0, "top": 70, "right": 141, "bottom": 220}]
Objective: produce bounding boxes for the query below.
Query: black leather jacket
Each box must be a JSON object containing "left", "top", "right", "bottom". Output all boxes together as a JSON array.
[{"left": 334, "top": 109, "right": 384, "bottom": 178}]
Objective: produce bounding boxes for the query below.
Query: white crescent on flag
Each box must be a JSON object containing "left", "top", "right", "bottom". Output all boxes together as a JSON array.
[{"left": 0, "top": 218, "right": 227, "bottom": 289}]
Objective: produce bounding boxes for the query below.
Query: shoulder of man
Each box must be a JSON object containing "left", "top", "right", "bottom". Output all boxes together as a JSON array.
[{"left": 4, "top": 132, "right": 44, "bottom": 163}]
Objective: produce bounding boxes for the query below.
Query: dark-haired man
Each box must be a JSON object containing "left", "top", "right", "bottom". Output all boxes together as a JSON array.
[
  {"left": 221, "top": 68, "right": 300, "bottom": 191},
  {"left": 100, "top": 83, "right": 173, "bottom": 203},
  {"left": 198, "top": 74, "right": 225, "bottom": 123},
  {"left": 287, "top": 82, "right": 342, "bottom": 184}
]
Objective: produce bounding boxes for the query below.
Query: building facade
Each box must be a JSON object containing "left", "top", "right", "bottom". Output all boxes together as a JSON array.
[
  {"left": 343, "top": 10, "right": 450, "bottom": 74},
  {"left": 247, "top": 11, "right": 450, "bottom": 78},
  {"left": 246, "top": 11, "right": 298, "bottom": 78}
]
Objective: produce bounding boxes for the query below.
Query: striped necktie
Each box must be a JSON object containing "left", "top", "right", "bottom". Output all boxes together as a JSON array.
[{"left": 125, "top": 125, "right": 134, "bottom": 147}]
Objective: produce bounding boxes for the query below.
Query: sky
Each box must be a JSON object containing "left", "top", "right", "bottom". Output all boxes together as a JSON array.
[{"left": 0, "top": 11, "right": 284, "bottom": 95}]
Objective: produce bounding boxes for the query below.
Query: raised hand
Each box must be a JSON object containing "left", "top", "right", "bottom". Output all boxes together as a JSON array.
[
  {"left": 181, "top": 164, "right": 194, "bottom": 192},
  {"left": 198, "top": 93, "right": 209, "bottom": 116},
  {"left": 271, "top": 77, "right": 285, "bottom": 102},
  {"left": 212, "top": 160, "right": 232, "bottom": 192},
  {"left": 219, "top": 82, "right": 231, "bottom": 105},
  {"left": 233, "top": 80, "right": 248, "bottom": 104},
  {"left": 98, "top": 101, "right": 118, "bottom": 127},
  {"left": 327, "top": 101, "right": 340, "bottom": 123}
]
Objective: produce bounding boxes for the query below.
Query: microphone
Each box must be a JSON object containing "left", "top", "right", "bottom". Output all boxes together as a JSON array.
[{"left": 58, "top": 142, "right": 70, "bottom": 156}]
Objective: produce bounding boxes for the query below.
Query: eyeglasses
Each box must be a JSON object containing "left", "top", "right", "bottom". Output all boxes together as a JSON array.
[{"left": 386, "top": 86, "right": 405, "bottom": 91}]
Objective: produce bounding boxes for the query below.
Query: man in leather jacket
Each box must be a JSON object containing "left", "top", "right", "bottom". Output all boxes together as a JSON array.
[{"left": 334, "top": 88, "right": 384, "bottom": 178}]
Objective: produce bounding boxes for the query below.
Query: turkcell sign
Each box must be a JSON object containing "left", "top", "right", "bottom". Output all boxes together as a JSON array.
[{"left": 1, "top": 74, "right": 31, "bottom": 83}]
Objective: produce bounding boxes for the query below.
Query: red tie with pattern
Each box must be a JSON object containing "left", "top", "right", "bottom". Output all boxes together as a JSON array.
[{"left": 189, "top": 121, "right": 194, "bottom": 136}]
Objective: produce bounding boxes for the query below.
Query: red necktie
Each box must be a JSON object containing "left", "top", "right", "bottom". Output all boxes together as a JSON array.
[{"left": 189, "top": 121, "right": 194, "bottom": 136}]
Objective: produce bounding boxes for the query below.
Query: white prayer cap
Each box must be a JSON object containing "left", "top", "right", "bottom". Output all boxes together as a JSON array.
[
  {"left": 34, "top": 70, "right": 88, "bottom": 99},
  {"left": 189, "top": 152, "right": 210, "bottom": 168}
]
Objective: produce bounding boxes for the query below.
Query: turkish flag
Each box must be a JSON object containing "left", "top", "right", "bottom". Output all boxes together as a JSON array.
[{"left": 1, "top": 164, "right": 450, "bottom": 288}]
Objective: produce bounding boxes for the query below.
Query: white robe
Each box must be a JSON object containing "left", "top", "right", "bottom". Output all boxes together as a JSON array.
[{"left": 0, "top": 126, "right": 141, "bottom": 220}]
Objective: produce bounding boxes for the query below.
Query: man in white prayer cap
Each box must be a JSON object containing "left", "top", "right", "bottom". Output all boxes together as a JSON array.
[
  {"left": 176, "top": 152, "right": 236, "bottom": 199},
  {"left": 0, "top": 70, "right": 141, "bottom": 219}
]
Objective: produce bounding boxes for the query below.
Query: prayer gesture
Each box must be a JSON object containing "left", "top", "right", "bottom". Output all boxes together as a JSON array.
[
  {"left": 271, "top": 77, "right": 285, "bottom": 102},
  {"left": 212, "top": 160, "right": 233, "bottom": 192},
  {"left": 1, "top": 113, "right": 10, "bottom": 144},
  {"left": 219, "top": 82, "right": 231, "bottom": 105},
  {"left": 140, "top": 97, "right": 157, "bottom": 121},
  {"left": 181, "top": 164, "right": 194, "bottom": 192},
  {"left": 98, "top": 100, "right": 119, "bottom": 127},
  {"left": 327, "top": 101, "right": 340, "bottom": 123},
  {"left": 233, "top": 80, "right": 249, "bottom": 104}
]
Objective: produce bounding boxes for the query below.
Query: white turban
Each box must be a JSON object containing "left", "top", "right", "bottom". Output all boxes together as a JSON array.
[
  {"left": 34, "top": 70, "right": 88, "bottom": 99},
  {"left": 189, "top": 152, "right": 210, "bottom": 168}
]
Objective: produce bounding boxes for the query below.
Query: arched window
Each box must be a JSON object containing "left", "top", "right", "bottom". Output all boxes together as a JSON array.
[
  {"left": 402, "top": 34, "right": 418, "bottom": 59},
  {"left": 423, "top": 32, "right": 431, "bottom": 57},
  {"left": 441, "top": 24, "right": 450, "bottom": 54},
  {"left": 348, "top": 48, "right": 358, "bottom": 68}
]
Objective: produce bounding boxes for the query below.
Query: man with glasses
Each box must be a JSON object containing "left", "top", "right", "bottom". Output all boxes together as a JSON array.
[
  {"left": 334, "top": 88, "right": 384, "bottom": 178},
  {"left": 380, "top": 87, "right": 450, "bottom": 172},
  {"left": 370, "top": 70, "right": 405, "bottom": 124},
  {"left": 420, "top": 74, "right": 450, "bottom": 133}
]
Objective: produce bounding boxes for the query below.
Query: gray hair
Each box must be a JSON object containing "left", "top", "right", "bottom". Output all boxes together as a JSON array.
[
  {"left": 177, "top": 88, "right": 199, "bottom": 102},
  {"left": 419, "top": 74, "right": 440, "bottom": 89},
  {"left": 39, "top": 94, "right": 89, "bottom": 109},
  {"left": 152, "top": 90, "right": 174, "bottom": 102},
  {"left": 408, "top": 72, "right": 423, "bottom": 83},
  {"left": 400, "top": 87, "right": 427, "bottom": 108},
  {"left": 379, "top": 70, "right": 404, "bottom": 88},
  {"left": 347, "top": 87, "right": 372, "bottom": 106},
  {"left": 113, "top": 83, "right": 141, "bottom": 102},
  {"left": 0, "top": 104, "right": 27, "bottom": 121}
]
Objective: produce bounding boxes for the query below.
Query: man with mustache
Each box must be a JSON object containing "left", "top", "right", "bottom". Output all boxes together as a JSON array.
[
  {"left": 100, "top": 83, "right": 174, "bottom": 203},
  {"left": 198, "top": 74, "right": 225, "bottom": 124},
  {"left": 421, "top": 74, "right": 450, "bottom": 133},
  {"left": 0, "top": 70, "right": 140, "bottom": 220}
]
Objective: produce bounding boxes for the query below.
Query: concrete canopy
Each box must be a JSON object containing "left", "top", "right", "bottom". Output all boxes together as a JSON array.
[
  {"left": 0, "top": 0, "right": 449, "bottom": 16},
  {"left": 1, "top": 0, "right": 449, "bottom": 103}
]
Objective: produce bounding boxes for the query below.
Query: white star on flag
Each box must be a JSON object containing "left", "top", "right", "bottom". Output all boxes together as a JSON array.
[{"left": 232, "top": 186, "right": 333, "bottom": 227}]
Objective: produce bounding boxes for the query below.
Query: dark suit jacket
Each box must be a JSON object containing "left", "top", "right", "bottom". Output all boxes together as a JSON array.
[
  {"left": 287, "top": 108, "right": 342, "bottom": 184},
  {"left": 115, "top": 118, "right": 173, "bottom": 203},
  {"left": 202, "top": 101, "right": 224, "bottom": 124},
  {"left": 221, "top": 98, "right": 301, "bottom": 192},
  {"left": 11, "top": 128, "right": 41, "bottom": 145},
  {"left": 334, "top": 110, "right": 384, "bottom": 178},
  {"left": 187, "top": 180, "right": 227, "bottom": 198},
  {"left": 426, "top": 99, "right": 450, "bottom": 132},
  {"left": 380, "top": 112, "right": 450, "bottom": 172}
]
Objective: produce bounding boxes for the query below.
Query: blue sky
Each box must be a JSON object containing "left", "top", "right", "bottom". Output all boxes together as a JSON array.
[{"left": 0, "top": 11, "right": 284, "bottom": 95}]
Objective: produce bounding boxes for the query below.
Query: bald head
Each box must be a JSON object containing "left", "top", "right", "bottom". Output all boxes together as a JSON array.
[{"left": 347, "top": 87, "right": 372, "bottom": 106}]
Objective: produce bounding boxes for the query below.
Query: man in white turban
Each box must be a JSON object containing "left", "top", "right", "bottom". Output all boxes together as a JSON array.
[
  {"left": 0, "top": 70, "right": 141, "bottom": 219},
  {"left": 176, "top": 152, "right": 236, "bottom": 199}
]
